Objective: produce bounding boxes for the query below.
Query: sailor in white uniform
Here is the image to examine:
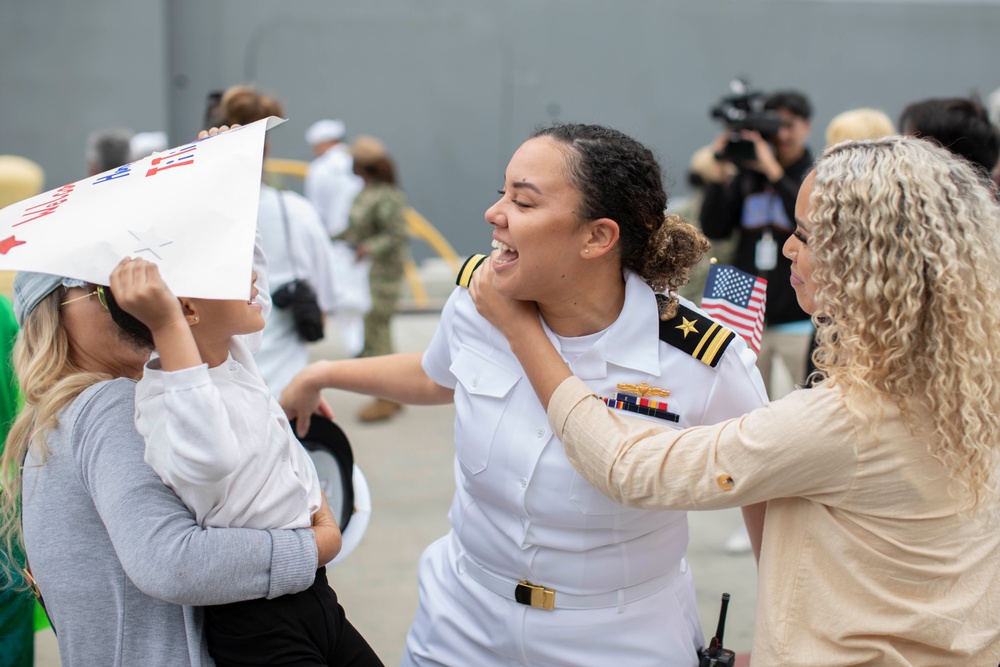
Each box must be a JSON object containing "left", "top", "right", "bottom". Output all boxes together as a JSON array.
[
  {"left": 280, "top": 123, "right": 769, "bottom": 667},
  {"left": 402, "top": 264, "right": 767, "bottom": 667}
]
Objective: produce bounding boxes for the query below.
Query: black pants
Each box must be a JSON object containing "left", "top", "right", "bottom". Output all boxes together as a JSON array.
[{"left": 204, "top": 568, "right": 383, "bottom": 667}]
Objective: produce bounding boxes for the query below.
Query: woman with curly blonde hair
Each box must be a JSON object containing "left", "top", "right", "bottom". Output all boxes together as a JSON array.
[
  {"left": 469, "top": 135, "right": 1000, "bottom": 664},
  {"left": 282, "top": 123, "right": 768, "bottom": 666}
]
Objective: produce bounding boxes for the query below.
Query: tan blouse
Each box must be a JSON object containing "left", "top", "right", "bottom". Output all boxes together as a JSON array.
[{"left": 549, "top": 376, "right": 1000, "bottom": 666}]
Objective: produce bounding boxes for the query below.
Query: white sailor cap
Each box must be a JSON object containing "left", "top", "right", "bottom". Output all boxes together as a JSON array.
[{"left": 305, "top": 119, "right": 346, "bottom": 146}]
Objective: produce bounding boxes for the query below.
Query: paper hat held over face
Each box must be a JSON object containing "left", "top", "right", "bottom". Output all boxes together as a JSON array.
[{"left": 0, "top": 117, "right": 285, "bottom": 300}]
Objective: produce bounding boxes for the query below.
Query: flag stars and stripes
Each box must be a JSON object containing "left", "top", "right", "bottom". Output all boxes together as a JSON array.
[{"left": 701, "top": 264, "right": 767, "bottom": 354}]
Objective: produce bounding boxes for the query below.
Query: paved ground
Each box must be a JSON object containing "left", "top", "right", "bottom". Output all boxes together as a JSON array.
[{"left": 34, "top": 303, "right": 760, "bottom": 665}]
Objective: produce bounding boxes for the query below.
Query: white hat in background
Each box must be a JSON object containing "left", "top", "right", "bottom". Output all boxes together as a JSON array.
[
  {"left": 130, "top": 131, "right": 169, "bottom": 161},
  {"left": 305, "top": 119, "right": 346, "bottom": 146},
  {"left": 988, "top": 86, "right": 1000, "bottom": 128}
]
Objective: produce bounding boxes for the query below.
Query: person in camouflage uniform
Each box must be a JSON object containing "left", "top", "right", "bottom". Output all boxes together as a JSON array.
[{"left": 338, "top": 135, "right": 409, "bottom": 421}]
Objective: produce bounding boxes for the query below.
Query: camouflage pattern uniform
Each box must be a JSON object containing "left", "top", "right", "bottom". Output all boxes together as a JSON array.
[{"left": 339, "top": 183, "right": 409, "bottom": 358}]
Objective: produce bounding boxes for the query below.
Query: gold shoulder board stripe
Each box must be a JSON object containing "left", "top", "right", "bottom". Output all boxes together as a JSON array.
[
  {"left": 456, "top": 254, "right": 488, "bottom": 287},
  {"left": 657, "top": 302, "right": 736, "bottom": 368}
]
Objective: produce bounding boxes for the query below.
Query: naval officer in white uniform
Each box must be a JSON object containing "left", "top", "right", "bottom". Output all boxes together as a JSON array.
[{"left": 280, "top": 123, "right": 767, "bottom": 666}]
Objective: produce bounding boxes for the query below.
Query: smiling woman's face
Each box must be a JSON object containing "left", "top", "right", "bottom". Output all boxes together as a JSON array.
[
  {"left": 483, "top": 136, "right": 592, "bottom": 304},
  {"left": 783, "top": 171, "right": 817, "bottom": 316}
]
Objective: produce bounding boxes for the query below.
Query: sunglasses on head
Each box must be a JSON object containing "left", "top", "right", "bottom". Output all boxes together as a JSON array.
[{"left": 60, "top": 285, "right": 109, "bottom": 310}]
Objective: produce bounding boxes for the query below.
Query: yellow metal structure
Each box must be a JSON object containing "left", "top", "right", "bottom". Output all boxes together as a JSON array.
[{"left": 264, "top": 158, "right": 461, "bottom": 309}]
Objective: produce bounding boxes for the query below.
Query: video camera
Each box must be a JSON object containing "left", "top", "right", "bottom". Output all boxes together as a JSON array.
[{"left": 709, "top": 78, "right": 782, "bottom": 164}]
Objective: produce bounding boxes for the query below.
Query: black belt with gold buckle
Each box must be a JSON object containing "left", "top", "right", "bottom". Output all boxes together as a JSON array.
[{"left": 514, "top": 580, "right": 555, "bottom": 610}]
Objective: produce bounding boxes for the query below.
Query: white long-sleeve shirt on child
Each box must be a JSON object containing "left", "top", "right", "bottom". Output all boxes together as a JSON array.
[{"left": 135, "top": 335, "right": 322, "bottom": 530}]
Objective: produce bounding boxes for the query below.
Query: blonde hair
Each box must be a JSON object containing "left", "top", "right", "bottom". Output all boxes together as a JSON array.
[
  {"left": 809, "top": 136, "right": 1000, "bottom": 508},
  {"left": 0, "top": 291, "right": 111, "bottom": 589},
  {"left": 824, "top": 108, "right": 895, "bottom": 147}
]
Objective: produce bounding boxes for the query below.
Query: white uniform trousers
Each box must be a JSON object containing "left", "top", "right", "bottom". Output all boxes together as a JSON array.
[{"left": 401, "top": 532, "right": 703, "bottom": 667}]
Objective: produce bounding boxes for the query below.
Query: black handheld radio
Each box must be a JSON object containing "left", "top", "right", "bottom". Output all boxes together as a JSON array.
[{"left": 698, "top": 593, "right": 736, "bottom": 667}]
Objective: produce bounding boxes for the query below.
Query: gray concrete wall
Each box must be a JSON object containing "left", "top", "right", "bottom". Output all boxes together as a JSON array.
[
  {"left": 0, "top": 0, "right": 168, "bottom": 190},
  {"left": 2, "top": 0, "right": 999, "bottom": 258}
]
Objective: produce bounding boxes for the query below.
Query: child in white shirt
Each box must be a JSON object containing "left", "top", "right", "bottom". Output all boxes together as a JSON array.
[{"left": 110, "top": 256, "right": 382, "bottom": 667}]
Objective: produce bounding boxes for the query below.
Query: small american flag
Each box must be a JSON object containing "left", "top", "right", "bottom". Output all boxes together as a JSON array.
[{"left": 701, "top": 264, "right": 767, "bottom": 354}]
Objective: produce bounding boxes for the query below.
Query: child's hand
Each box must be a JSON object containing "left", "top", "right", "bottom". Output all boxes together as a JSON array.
[
  {"left": 310, "top": 492, "right": 343, "bottom": 566},
  {"left": 110, "top": 257, "right": 186, "bottom": 335}
]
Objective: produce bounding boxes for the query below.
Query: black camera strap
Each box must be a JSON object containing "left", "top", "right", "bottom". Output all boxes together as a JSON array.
[{"left": 274, "top": 188, "right": 305, "bottom": 283}]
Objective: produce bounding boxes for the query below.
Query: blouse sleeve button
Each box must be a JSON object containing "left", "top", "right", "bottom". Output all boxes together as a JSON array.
[{"left": 716, "top": 474, "right": 734, "bottom": 491}]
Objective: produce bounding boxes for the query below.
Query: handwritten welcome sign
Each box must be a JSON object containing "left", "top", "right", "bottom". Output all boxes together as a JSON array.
[{"left": 0, "top": 117, "right": 285, "bottom": 300}]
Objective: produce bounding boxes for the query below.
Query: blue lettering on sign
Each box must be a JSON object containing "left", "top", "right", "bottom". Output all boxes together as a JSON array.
[{"left": 92, "top": 164, "right": 133, "bottom": 185}]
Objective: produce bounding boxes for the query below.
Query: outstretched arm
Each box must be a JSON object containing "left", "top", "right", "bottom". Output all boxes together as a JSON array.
[{"left": 281, "top": 352, "right": 453, "bottom": 436}]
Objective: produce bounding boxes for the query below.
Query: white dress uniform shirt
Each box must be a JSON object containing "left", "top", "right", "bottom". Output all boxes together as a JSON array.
[
  {"left": 254, "top": 185, "right": 338, "bottom": 396},
  {"left": 404, "top": 271, "right": 768, "bottom": 667},
  {"left": 304, "top": 146, "right": 371, "bottom": 357},
  {"left": 304, "top": 143, "right": 363, "bottom": 238}
]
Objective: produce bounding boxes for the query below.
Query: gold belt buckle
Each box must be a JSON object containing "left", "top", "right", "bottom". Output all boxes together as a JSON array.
[{"left": 515, "top": 580, "right": 555, "bottom": 610}]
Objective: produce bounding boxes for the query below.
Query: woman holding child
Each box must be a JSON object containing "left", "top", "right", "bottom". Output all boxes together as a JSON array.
[
  {"left": 0, "top": 122, "right": 381, "bottom": 665},
  {"left": 0, "top": 271, "right": 341, "bottom": 665}
]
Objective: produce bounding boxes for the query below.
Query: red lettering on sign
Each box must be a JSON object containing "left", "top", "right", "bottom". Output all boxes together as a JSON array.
[
  {"left": 0, "top": 236, "right": 26, "bottom": 255},
  {"left": 23, "top": 197, "right": 68, "bottom": 214},
  {"left": 15, "top": 184, "right": 76, "bottom": 228},
  {"left": 14, "top": 209, "right": 55, "bottom": 227},
  {"left": 145, "top": 145, "right": 197, "bottom": 177}
]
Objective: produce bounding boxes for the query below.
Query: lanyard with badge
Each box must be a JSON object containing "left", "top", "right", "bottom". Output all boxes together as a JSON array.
[
  {"left": 755, "top": 229, "right": 778, "bottom": 272},
  {"left": 742, "top": 189, "right": 783, "bottom": 272}
]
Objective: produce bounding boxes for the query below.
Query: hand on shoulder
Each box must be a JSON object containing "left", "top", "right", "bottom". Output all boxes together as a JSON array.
[{"left": 468, "top": 254, "right": 541, "bottom": 340}]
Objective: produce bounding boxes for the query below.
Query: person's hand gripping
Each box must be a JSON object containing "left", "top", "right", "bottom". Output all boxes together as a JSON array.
[{"left": 110, "top": 257, "right": 201, "bottom": 372}]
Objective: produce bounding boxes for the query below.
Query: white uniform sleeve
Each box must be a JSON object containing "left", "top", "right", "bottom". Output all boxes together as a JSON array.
[
  {"left": 137, "top": 366, "right": 241, "bottom": 495},
  {"left": 421, "top": 287, "right": 463, "bottom": 390},
  {"left": 304, "top": 162, "right": 325, "bottom": 215},
  {"left": 699, "top": 333, "right": 770, "bottom": 425},
  {"left": 286, "top": 191, "right": 339, "bottom": 313}
]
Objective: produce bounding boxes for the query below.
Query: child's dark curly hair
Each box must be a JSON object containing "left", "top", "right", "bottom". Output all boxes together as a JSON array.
[{"left": 101, "top": 284, "right": 155, "bottom": 350}]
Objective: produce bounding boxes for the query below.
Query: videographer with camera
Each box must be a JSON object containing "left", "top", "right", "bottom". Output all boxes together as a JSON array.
[{"left": 700, "top": 87, "right": 815, "bottom": 396}]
